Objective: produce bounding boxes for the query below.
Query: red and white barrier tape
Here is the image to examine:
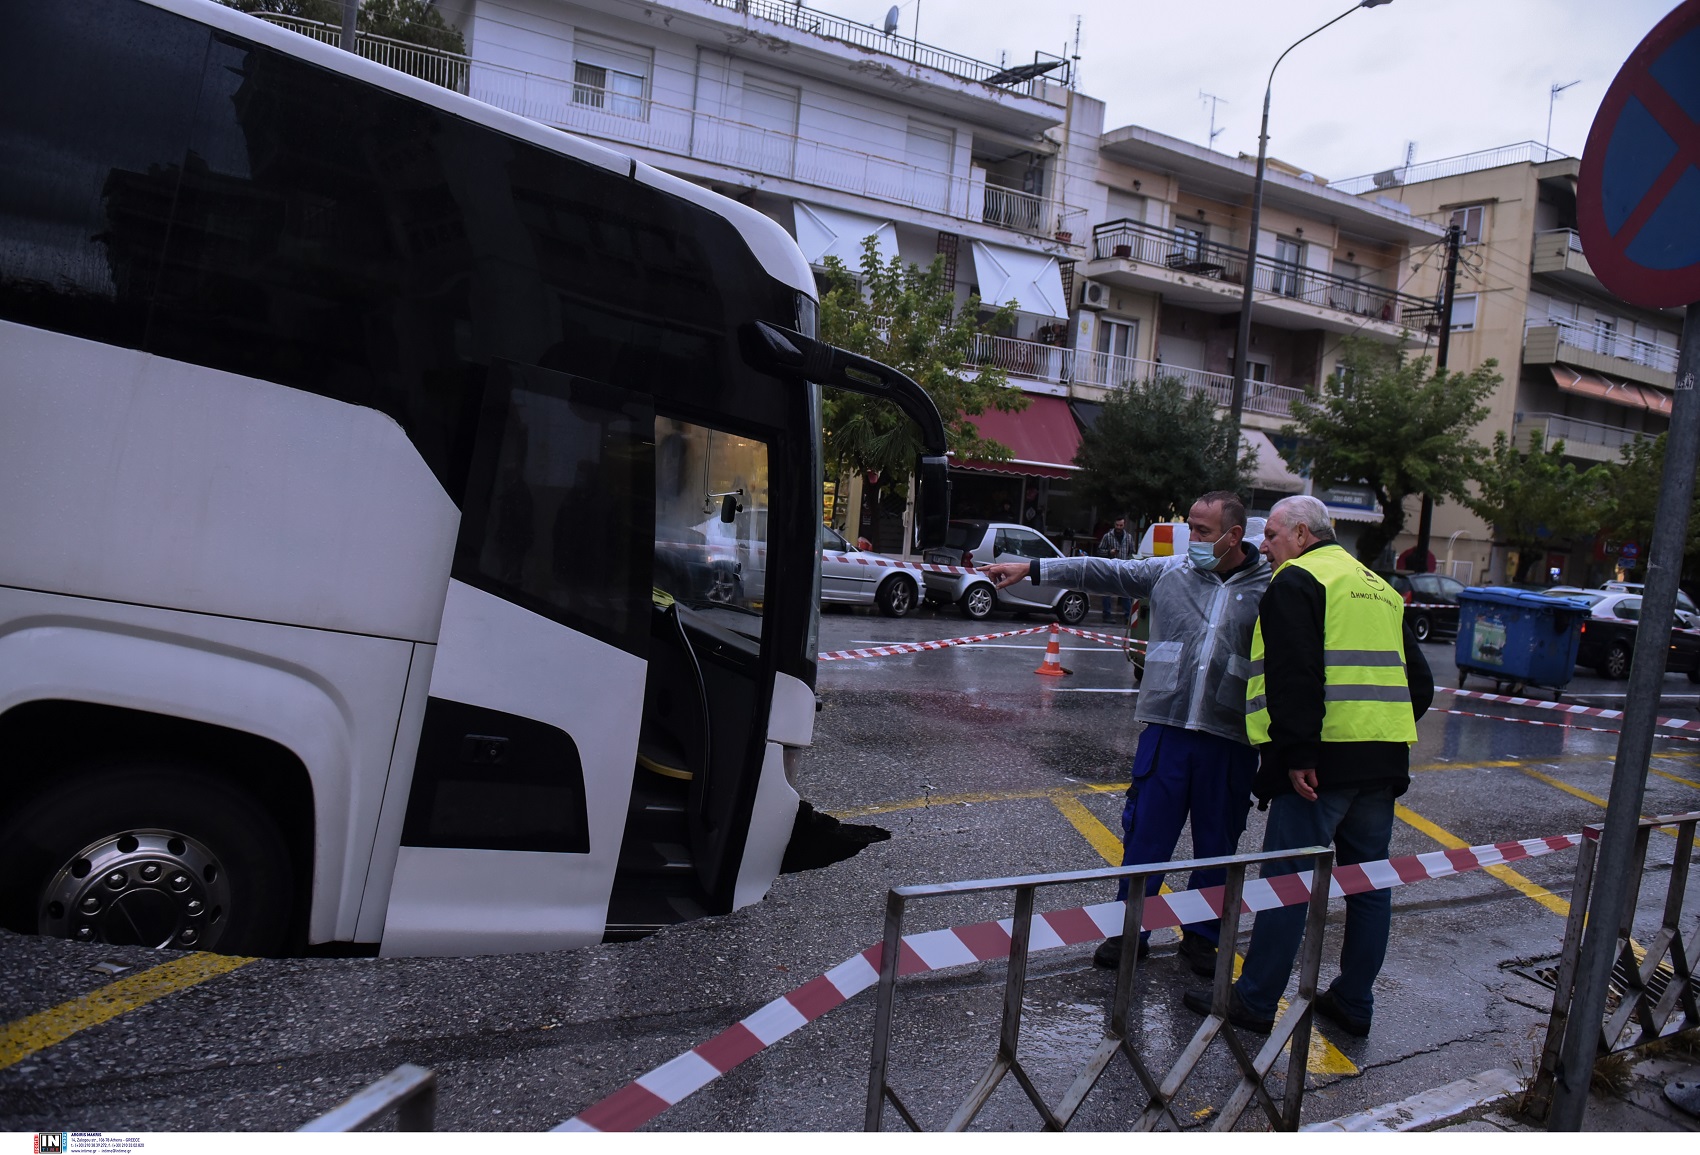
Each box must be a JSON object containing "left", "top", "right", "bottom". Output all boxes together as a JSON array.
[
  {"left": 556, "top": 831, "right": 1580, "bottom": 1132},
  {"left": 817, "top": 624, "right": 1052, "bottom": 662},
  {"left": 1435, "top": 706, "right": 1700, "bottom": 742},
  {"left": 1439, "top": 684, "right": 1700, "bottom": 733},
  {"left": 1062, "top": 625, "right": 1147, "bottom": 649}
]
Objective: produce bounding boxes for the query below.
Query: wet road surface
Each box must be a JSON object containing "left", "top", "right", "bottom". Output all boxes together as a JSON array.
[{"left": 3, "top": 603, "right": 1697, "bottom": 1131}]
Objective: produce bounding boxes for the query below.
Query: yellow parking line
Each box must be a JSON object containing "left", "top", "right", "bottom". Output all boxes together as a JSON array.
[
  {"left": 1394, "top": 803, "right": 1571, "bottom": 918},
  {"left": 1050, "top": 795, "right": 1359, "bottom": 1078},
  {"left": 1519, "top": 767, "right": 1700, "bottom": 849},
  {"left": 1650, "top": 765, "right": 1700, "bottom": 791},
  {"left": 0, "top": 952, "right": 256, "bottom": 1071},
  {"left": 832, "top": 780, "right": 1125, "bottom": 820}
]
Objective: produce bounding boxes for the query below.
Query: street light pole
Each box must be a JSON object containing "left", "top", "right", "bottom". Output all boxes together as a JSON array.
[{"left": 1229, "top": 0, "right": 1394, "bottom": 436}]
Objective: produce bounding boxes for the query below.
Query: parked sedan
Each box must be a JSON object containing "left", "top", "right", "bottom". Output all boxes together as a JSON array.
[
  {"left": 1536, "top": 589, "right": 1700, "bottom": 680},
  {"left": 1377, "top": 571, "right": 1466, "bottom": 642},
  {"left": 819, "top": 525, "right": 920, "bottom": 617},
  {"left": 920, "top": 520, "right": 1090, "bottom": 624}
]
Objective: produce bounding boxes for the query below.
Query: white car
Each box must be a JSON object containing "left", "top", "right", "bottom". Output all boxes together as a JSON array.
[
  {"left": 1599, "top": 581, "right": 1699, "bottom": 627},
  {"left": 819, "top": 525, "right": 921, "bottom": 617},
  {"left": 920, "top": 520, "right": 1090, "bottom": 623}
]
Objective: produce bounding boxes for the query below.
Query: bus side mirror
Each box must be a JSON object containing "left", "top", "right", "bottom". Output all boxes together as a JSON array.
[
  {"left": 721, "top": 493, "right": 740, "bottom": 523},
  {"left": 916, "top": 455, "right": 950, "bottom": 550}
]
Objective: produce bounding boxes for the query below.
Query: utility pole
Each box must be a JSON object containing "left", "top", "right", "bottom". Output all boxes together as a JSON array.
[{"left": 1411, "top": 223, "right": 1462, "bottom": 574}]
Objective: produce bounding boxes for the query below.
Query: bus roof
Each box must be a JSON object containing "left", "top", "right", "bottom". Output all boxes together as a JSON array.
[{"left": 147, "top": 0, "right": 816, "bottom": 300}]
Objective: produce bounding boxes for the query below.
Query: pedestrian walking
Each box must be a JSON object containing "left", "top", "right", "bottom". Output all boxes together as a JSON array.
[
  {"left": 984, "top": 492, "right": 1271, "bottom": 976},
  {"left": 1183, "top": 494, "right": 1432, "bottom": 1037},
  {"left": 1096, "top": 516, "right": 1136, "bottom": 623}
]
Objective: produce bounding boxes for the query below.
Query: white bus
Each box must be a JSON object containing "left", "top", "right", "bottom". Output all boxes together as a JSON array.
[{"left": 0, "top": 0, "right": 948, "bottom": 957}]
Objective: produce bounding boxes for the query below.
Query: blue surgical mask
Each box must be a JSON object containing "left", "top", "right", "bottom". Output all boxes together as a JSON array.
[{"left": 1187, "top": 539, "right": 1222, "bottom": 571}]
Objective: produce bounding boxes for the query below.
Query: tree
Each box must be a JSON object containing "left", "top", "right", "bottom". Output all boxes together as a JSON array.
[
  {"left": 221, "top": 1, "right": 466, "bottom": 56},
  {"left": 1600, "top": 433, "right": 1700, "bottom": 580},
  {"left": 1462, "top": 429, "right": 1611, "bottom": 582},
  {"left": 1280, "top": 339, "right": 1499, "bottom": 565},
  {"left": 817, "top": 237, "right": 1023, "bottom": 545},
  {"left": 1074, "top": 376, "right": 1257, "bottom": 530}
]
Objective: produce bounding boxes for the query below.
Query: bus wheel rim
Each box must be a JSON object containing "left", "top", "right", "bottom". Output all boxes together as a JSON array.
[{"left": 39, "top": 828, "right": 232, "bottom": 951}]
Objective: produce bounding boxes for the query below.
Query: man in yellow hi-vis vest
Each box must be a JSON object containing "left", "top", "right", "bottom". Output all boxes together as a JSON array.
[{"left": 1183, "top": 495, "right": 1431, "bottom": 1038}]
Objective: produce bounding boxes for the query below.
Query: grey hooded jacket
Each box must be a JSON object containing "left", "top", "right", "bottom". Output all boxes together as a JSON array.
[{"left": 1034, "top": 552, "right": 1273, "bottom": 745}]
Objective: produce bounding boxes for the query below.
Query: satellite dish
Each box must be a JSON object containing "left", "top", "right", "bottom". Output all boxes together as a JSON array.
[{"left": 882, "top": 5, "right": 900, "bottom": 35}]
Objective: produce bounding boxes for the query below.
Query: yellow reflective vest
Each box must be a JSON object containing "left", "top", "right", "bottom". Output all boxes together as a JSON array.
[{"left": 1245, "top": 546, "right": 1417, "bottom": 747}]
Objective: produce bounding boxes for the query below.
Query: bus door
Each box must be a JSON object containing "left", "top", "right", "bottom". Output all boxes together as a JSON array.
[
  {"left": 612, "top": 417, "right": 776, "bottom": 934},
  {"left": 380, "top": 362, "right": 655, "bottom": 956}
]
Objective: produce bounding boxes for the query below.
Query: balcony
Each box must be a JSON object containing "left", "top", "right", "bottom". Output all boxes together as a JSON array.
[
  {"left": 1523, "top": 318, "right": 1678, "bottom": 389},
  {"left": 257, "top": 14, "right": 1080, "bottom": 242},
  {"left": 1531, "top": 228, "right": 1598, "bottom": 288},
  {"left": 1513, "top": 411, "right": 1654, "bottom": 464},
  {"left": 963, "top": 333, "right": 1306, "bottom": 417},
  {"left": 700, "top": 0, "right": 1070, "bottom": 99},
  {"left": 1087, "top": 219, "right": 1428, "bottom": 332}
]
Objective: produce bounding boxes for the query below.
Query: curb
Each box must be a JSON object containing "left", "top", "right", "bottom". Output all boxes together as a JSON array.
[{"left": 1302, "top": 1068, "right": 1523, "bottom": 1132}]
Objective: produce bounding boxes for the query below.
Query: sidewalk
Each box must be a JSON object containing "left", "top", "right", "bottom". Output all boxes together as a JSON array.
[{"left": 1307, "top": 1053, "right": 1700, "bottom": 1133}]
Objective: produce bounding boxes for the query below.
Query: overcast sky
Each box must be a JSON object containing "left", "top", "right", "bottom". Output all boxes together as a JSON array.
[{"left": 807, "top": 0, "right": 1672, "bottom": 181}]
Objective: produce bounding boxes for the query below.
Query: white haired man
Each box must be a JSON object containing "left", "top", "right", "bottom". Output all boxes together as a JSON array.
[{"left": 1183, "top": 495, "right": 1432, "bottom": 1037}]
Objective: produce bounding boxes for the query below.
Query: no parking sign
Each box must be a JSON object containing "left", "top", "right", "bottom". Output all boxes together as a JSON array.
[{"left": 1578, "top": 0, "right": 1700, "bottom": 309}]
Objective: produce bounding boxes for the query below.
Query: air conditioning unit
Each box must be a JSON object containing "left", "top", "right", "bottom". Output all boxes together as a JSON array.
[{"left": 1077, "top": 280, "right": 1109, "bottom": 311}]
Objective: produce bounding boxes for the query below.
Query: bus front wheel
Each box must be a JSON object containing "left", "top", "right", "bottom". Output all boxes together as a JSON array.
[{"left": 0, "top": 762, "right": 295, "bottom": 957}]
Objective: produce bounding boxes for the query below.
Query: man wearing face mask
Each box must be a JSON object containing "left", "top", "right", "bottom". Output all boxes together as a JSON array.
[{"left": 983, "top": 491, "right": 1272, "bottom": 976}]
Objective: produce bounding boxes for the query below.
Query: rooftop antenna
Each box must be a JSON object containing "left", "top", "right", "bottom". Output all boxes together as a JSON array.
[
  {"left": 1071, "top": 14, "right": 1081, "bottom": 88},
  {"left": 881, "top": 4, "right": 899, "bottom": 36},
  {"left": 1402, "top": 140, "right": 1417, "bottom": 179},
  {"left": 1199, "top": 91, "right": 1227, "bottom": 151},
  {"left": 1546, "top": 79, "right": 1580, "bottom": 157}
]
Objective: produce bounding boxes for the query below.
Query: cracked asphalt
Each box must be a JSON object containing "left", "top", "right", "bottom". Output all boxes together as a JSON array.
[{"left": 2, "top": 605, "right": 1697, "bottom": 1131}]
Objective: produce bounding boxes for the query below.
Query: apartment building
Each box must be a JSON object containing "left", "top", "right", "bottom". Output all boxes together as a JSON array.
[
  {"left": 258, "top": 0, "right": 1439, "bottom": 547},
  {"left": 1338, "top": 143, "right": 1686, "bottom": 584}
]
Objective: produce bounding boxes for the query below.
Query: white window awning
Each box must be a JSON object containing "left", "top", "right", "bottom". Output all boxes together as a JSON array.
[
  {"left": 969, "top": 240, "right": 1067, "bottom": 319},
  {"left": 793, "top": 202, "right": 897, "bottom": 270}
]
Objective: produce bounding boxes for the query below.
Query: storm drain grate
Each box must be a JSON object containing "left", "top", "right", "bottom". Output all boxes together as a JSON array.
[{"left": 1505, "top": 954, "right": 1679, "bottom": 1014}]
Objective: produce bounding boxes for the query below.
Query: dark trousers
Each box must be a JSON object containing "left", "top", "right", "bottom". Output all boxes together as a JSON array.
[
  {"left": 1116, "top": 723, "right": 1258, "bottom": 944},
  {"left": 1233, "top": 785, "right": 1397, "bottom": 1021}
]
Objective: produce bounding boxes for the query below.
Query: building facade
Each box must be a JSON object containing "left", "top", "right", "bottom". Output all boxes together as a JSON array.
[
  {"left": 1338, "top": 143, "right": 1686, "bottom": 584},
  {"left": 259, "top": 0, "right": 1441, "bottom": 550}
]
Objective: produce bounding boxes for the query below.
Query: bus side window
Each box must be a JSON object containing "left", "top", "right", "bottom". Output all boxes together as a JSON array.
[{"left": 454, "top": 362, "right": 654, "bottom": 657}]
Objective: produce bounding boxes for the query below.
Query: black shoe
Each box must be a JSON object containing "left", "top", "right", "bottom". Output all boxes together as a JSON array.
[
  {"left": 1093, "top": 935, "right": 1151, "bottom": 969},
  {"left": 1314, "top": 988, "right": 1372, "bottom": 1037},
  {"left": 1182, "top": 985, "right": 1274, "bottom": 1033},
  {"left": 1176, "top": 933, "right": 1218, "bottom": 978}
]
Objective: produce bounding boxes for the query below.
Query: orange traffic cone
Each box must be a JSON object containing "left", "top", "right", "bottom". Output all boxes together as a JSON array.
[{"left": 1034, "top": 622, "right": 1072, "bottom": 677}]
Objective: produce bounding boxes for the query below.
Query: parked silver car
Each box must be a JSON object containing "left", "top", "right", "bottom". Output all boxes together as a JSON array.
[
  {"left": 820, "top": 525, "right": 921, "bottom": 617},
  {"left": 921, "top": 520, "right": 1090, "bottom": 623}
]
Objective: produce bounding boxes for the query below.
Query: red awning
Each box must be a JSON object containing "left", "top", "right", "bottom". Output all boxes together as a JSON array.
[
  {"left": 1549, "top": 364, "right": 1648, "bottom": 411},
  {"left": 955, "top": 394, "right": 1082, "bottom": 480}
]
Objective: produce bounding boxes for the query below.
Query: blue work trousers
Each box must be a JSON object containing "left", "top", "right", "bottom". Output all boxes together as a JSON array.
[
  {"left": 1233, "top": 785, "right": 1397, "bottom": 1024},
  {"left": 1116, "top": 723, "right": 1258, "bottom": 945}
]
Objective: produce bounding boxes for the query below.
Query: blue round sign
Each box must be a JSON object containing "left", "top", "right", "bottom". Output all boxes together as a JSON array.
[{"left": 1579, "top": 0, "right": 1700, "bottom": 308}]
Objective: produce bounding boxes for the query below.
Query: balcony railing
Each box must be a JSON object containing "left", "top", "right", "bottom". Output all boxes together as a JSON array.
[
  {"left": 962, "top": 333, "right": 1306, "bottom": 416},
  {"left": 1526, "top": 316, "right": 1679, "bottom": 374},
  {"left": 1091, "top": 218, "right": 1426, "bottom": 323},
  {"left": 1071, "top": 350, "right": 1305, "bottom": 416},
  {"left": 256, "top": 14, "right": 470, "bottom": 90},
  {"left": 701, "top": 0, "right": 1070, "bottom": 97},
  {"left": 1515, "top": 412, "right": 1654, "bottom": 455},
  {"left": 1331, "top": 141, "right": 1571, "bottom": 195},
  {"left": 256, "top": 14, "right": 1079, "bottom": 239},
  {"left": 1536, "top": 227, "right": 1585, "bottom": 254}
]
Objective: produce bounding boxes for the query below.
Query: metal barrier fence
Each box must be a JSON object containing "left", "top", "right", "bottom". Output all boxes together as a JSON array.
[
  {"left": 298, "top": 1063, "right": 438, "bottom": 1132},
  {"left": 864, "top": 846, "right": 1334, "bottom": 1132},
  {"left": 1525, "top": 810, "right": 1699, "bottom": 1123}
]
